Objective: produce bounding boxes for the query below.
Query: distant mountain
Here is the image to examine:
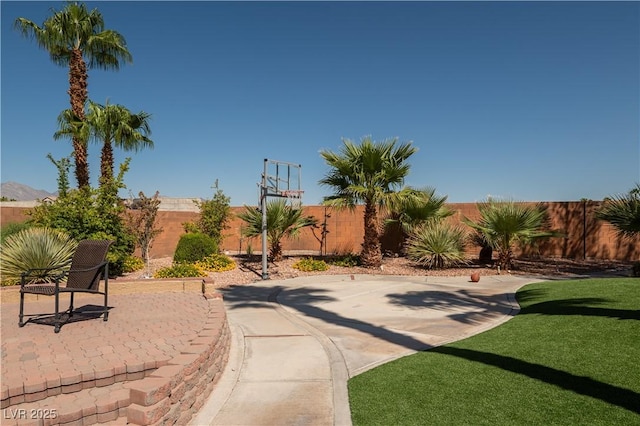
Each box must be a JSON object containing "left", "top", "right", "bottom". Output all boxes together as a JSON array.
[{"left": 1, "top": 182, "right": 57, "bottom": 201}]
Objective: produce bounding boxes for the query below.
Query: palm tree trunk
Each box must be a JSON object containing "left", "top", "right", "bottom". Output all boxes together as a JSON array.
[
  {"left": 69, "top": 48, "right": 89, "bottom": 188},
  {"left": 361, "top": 201, "right": 382, "bottom": 268},
  {"left": 100, "top": 140, "right": 114, "bottom": 186},
  {"left": 270, "top": 240, "right": 283, "bottom": 262}
]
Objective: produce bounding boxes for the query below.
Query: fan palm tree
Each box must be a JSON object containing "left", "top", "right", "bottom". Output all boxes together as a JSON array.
[
  {"left": 15, "top": 2, "right": 132, "bottom": 188},
  {"left": 596, "top": 184, "right": 640, "bottom": 238},
  {"left": 55, "top": 101, "right": 153, "bottom": 186},
  {"left": 463, "top": 199, "right": 560, "bottom": 270},
  {"left": 319, "top": 136, "right": 419, "bottom": 268},
  {"left": 385, "top": 186, "right": 452, "bottom": 235},
  {"left": 88, "top": 100, "right": 152, "bottom": 185},
  {"left": 237, "top": 199, "right": 317, "bottom": 261}
]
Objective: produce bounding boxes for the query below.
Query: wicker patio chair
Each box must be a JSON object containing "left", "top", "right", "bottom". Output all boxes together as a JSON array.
[{"left": 19, "top": 239, "right": 112, "bottom": 333}]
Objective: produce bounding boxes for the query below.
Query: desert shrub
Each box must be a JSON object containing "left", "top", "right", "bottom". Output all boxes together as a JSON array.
[
  {"left": 329, "top": 253, "right": 361, "bottom": 267},
  {"left": 125, "top": 191, "right": 162, "bottom": 263},
  {"left": 0, "top": 227, "right": 78, "bottom": 285},
  {"left": 196, "top": 189, "right": 232, "bottom": 247},
  {"left": 153, "top": 263, "right": 207, "bottom": 278},
  {"left": 173, "top": 233, "right": 218, "bottom": 263},
  {"left": 182, "top": 189, "right": 232, "bottom": 249},
  {"left": 405, "top": 221, "right": 469, "bottom": 269},
  {"left": 1, "top": 221, "right": 32, "bottom": 245},
  {"left": 195, "top": 253, "right": 236, "bottom": 272},
  {"left": 293, "top": 257, "right": 330, "bottom": 272},
  {"left": 122, "top": 256, "right": 145, "bottom": 273},
  {"left": 28, "top": 166, "right": 135, "bottom": 277}
]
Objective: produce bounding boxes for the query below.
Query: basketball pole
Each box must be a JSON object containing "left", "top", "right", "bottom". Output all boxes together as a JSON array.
[
  {"left": 259, "top": 158, "right": 302, "bottom": 281},
  {"left": 261, "top": 159, "right": 269, "bottom": 280}
]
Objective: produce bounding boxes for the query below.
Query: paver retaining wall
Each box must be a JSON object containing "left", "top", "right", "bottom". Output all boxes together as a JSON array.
[
  {"left": 126, "top": 295, "right": 231, "bottom": 426},
  {"left": 0, "top": 291, "right": 231, "bottom": 426},
  {"left": 2, "top": 201, "right": 638, "bottom": 261}
]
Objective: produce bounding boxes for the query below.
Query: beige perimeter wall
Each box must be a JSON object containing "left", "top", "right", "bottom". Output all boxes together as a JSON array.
[{"left": 1, "top": 202, "right": 638, "bottom": 261}]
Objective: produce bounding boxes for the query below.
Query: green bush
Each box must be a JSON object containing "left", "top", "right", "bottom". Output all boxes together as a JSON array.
[
  {"left": 173, "top": 233, "right": 218, "bottom": 263},
  {"left": 196, "top": 189, "right": 232, "bottom": 247},
  {"left": 1, "top": 221, "right": 32, "bottom": 245},
  {"left": 293, "top": 257, "right": 330, "bottom": 272},
  {"left": 196, "top": 253, "right": 236, "bottom": 272},
  {"left": 122, "top": 256, "right": 145, "bottom": 273},
  {"left": 329, "top": 253, "right": 361, "bottom": 267},
  {"left": 28, "top": 184, "right": 134, "bottom": 277},
  {"left": 153, "top": 263, "right": 207, "bottom": 278},
  {"left": 0, "top": 227, "right": 78, "bottom": 286}
]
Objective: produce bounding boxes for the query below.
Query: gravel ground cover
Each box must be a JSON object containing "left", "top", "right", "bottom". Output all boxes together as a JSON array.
[{"left": 125, "top": 255, "right": 635, "bottom": 289}]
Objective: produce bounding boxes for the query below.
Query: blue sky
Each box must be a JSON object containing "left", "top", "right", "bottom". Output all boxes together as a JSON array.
[{"left": 2, "top": 1, "right": 639, "bottom": 206}]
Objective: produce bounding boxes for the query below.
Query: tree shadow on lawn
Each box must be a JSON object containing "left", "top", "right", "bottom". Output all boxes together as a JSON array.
[
  {"left": 517, "top": 290, "right": 639, "bottom": 321},
  {"left": 432, "top": 346, "right": 640, "bottom": 414}
]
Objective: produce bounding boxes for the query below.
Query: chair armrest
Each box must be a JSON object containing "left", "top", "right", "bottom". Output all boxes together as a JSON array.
[
  {"left": 67, "top": 260, "right": 109, "bottom": 275},
  {"left": 20, "top": 264, "right": 70, "bottom": 286}
]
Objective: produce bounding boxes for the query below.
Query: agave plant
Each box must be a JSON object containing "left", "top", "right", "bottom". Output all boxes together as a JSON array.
[
  {"left": 405, "top": 221, "right": 469, "bottom": 269},
  {"left": 0, "top": 228, "right": 78, "bottom": 285}
]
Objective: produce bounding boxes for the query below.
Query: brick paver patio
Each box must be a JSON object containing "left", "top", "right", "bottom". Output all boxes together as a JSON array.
[{"left": 1, "top": 283, "right": 229, "bottom": 425}]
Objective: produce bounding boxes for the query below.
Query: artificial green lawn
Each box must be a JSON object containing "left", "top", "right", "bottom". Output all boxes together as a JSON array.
[{"left": 348, "top": 278, "right": 640, "bottom": 425}]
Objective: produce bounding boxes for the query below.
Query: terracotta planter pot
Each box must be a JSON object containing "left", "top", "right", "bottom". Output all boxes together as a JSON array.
[{"left": 470, "top": 272, "right": 480, "bottom": 282}]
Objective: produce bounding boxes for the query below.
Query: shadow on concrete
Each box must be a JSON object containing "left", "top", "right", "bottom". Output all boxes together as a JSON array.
[
  {"left": 386, "top": 289, "right": 516, "bottom": 325},
  {"left": 221, "top": 284, "right": 430, "bottom": 351}
]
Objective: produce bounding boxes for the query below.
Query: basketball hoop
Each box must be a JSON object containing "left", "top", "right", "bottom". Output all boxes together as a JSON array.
[
  {"left": 281, "top": 190, "right": 304, "bottom": 208},
  {"left": 258, "top": 159, "right": 304, "bottom": 279}
]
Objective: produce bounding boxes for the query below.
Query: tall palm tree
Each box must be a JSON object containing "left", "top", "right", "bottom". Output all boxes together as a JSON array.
[
  {"left": 319, "top": 136, "right": 419, "bottom": 268},
  {"left": 87, "top": 100, "right": 153, "bottom": 185},
  {"left": 237, "top": 199, "right": 317, "bottom": 261},
  {"left": 55, "top": 101, "right": 153, "bottom": 186},
  {"left": 463, "top": 199, "right": 560, "bottom": 270},
  {"left": 596, "top": 184, "right": 640, "bottom": 238},
  {"left": 15, "top": 2, "right": 132, "bottom": 188}
]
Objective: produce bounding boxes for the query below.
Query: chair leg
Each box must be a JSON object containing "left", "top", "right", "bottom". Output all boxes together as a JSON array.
[
  {"left": 68, "top": 293, "right": 75, "bottom": 317},
  {"left": 19, "top": 291, "right": 25, "bottom": 327},
  {"left": 54, "top": 292, "right": 61, "bottom": 333},
  {"left": 103, "top": 292, "right": 109, "bottom": 322},
  {"left": 103, "top": 268, "right": 109, "bottom": 322}
]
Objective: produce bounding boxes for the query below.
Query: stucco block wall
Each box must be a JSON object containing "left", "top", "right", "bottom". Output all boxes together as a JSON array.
[{"left": 2, "top": 201, "right": 638, "bottom": 261}]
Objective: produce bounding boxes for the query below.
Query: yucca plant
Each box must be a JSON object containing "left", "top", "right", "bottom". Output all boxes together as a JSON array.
[
  {"left": 405, "top": 221, "right": 469, "bottom": 269},
  {"left": 0, "top": 221, "right": 32, "bottom": 245},
  {"left": 0, "top": 227, "right": 78, "bottom": 285}
]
